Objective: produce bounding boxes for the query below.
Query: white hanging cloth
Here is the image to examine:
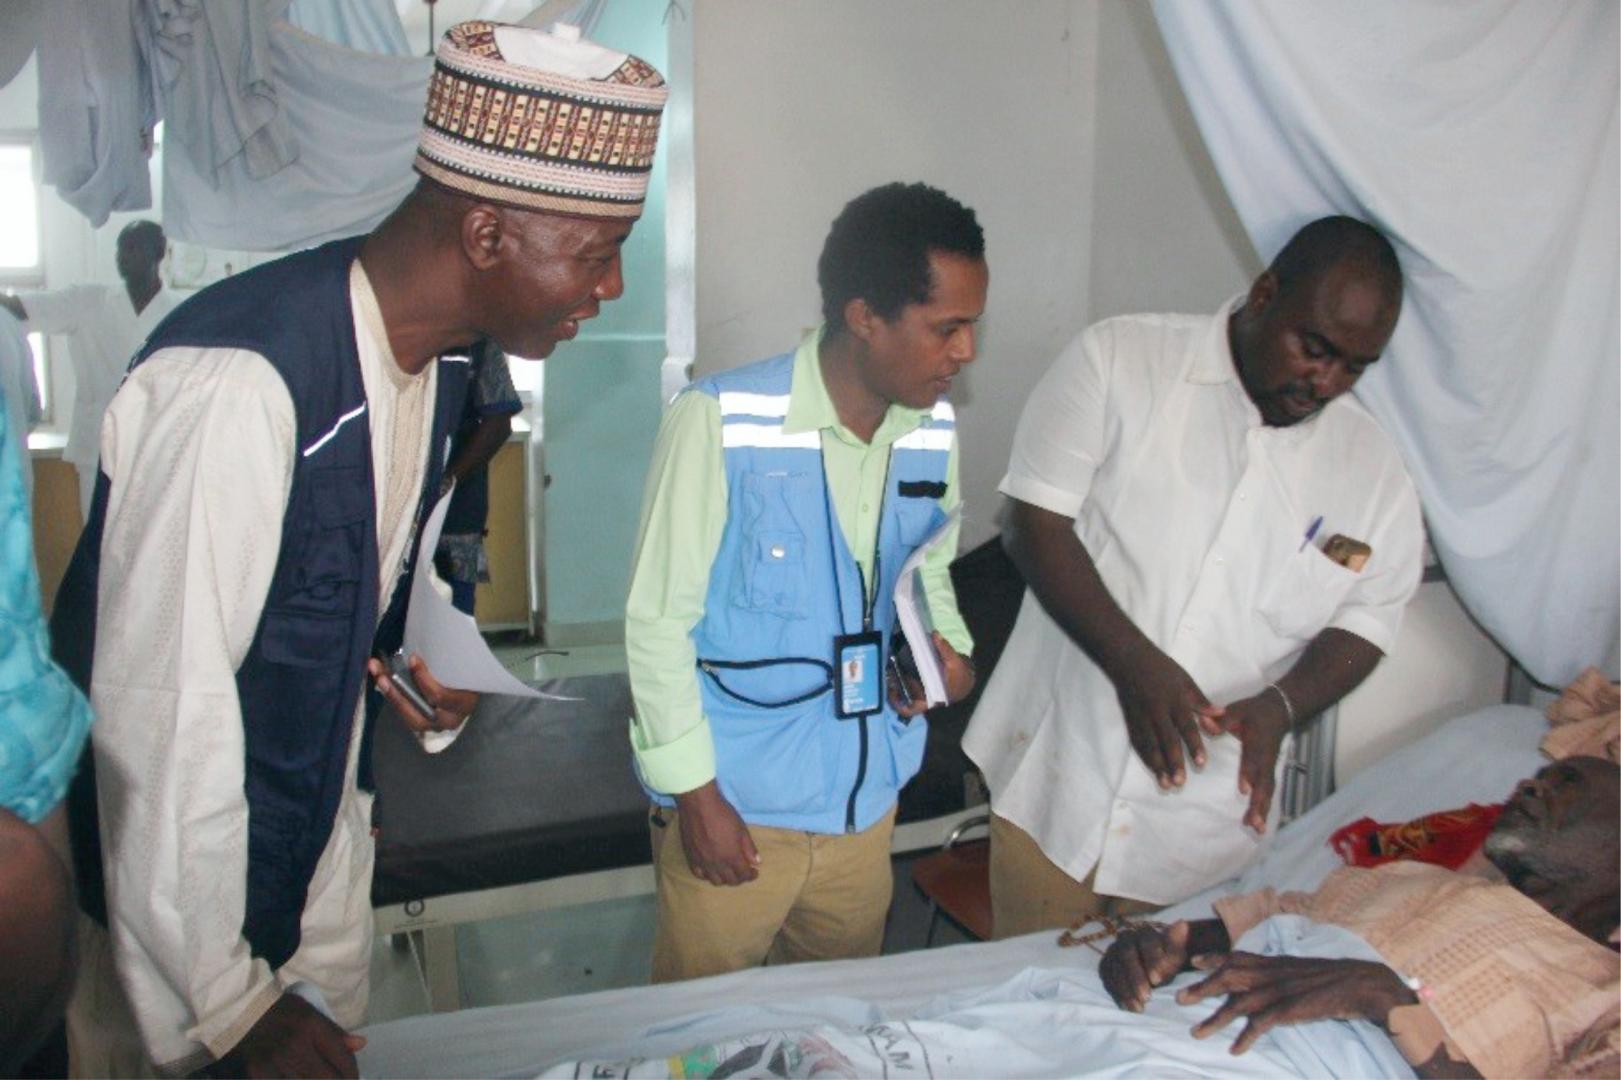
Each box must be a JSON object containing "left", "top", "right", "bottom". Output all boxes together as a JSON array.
[
  {"left": 160, "top": 22, "right": 432, "bottom": 251},
  {"left": 34, "top": 0, "right": 157, "bottom": 227},
  {"left": 1152, "top": 0, "right": 1619, "bottom": 686},
  {"left": 286, "top": 0, "right": 411, "bottom": 56}
]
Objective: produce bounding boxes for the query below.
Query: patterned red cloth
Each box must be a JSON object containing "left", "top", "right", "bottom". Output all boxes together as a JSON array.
[{"left": 1330, "top": 802, "right": 1504, "bottom": 870}]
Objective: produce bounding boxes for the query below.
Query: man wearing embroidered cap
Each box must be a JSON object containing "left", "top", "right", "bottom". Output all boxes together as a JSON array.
[
  {"left": 626, "top": 182, "right": 986, "bottom": 981},
  {"left": 49, "top": 21, "right": 665, "bottom": 1076}
]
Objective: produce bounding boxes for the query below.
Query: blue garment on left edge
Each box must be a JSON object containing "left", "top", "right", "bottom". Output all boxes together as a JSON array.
[{"left": 0, "top": 386, "right": 93, "bottom": 824}]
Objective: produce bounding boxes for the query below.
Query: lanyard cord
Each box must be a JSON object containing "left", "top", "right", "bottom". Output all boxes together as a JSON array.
[
  {"left": 696, "top": 440, "right": 893, "bottom": 711},
  {"left": 822, "top": 442, "right": 892, "bottom": 634}
]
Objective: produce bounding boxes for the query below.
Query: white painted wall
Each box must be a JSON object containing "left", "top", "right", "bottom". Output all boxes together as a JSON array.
[
  {"left": 1087, "top": 1, "right": 1258, "bottom": 319},
  {"left": 1335, "top": 577, "right": 1509, "bottom": 782}
]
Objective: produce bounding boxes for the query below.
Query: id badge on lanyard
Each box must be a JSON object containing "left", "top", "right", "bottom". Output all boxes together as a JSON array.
[
  {"left": 834, "top": 629, "right": 883, "bottom": 718},
  {"left": 825, "top": 447, "right": 892, "bottom": 720}
]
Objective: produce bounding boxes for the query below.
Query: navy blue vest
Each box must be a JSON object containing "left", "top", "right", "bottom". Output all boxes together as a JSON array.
[{"left": 51, "top": 236, "right": 470, "bottom": 969}]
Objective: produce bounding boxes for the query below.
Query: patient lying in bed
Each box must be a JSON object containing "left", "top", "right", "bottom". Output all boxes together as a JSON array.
[
  {"left": 540, "top": 699, "right": 1619, "bottom": 1080},
  {"left": 1102, "top": 752, "right": 1618, "bottom": 1079}
]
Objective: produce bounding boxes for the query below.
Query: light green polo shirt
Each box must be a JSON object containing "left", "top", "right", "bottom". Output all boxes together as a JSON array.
[{"left": 625, "top": 330, "right": 974, "bottom": 795}]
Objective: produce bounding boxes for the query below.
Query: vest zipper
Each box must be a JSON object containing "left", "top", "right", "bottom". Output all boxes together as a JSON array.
[{"left": 845, "top": 715, "right": 869, "bottom": 833}]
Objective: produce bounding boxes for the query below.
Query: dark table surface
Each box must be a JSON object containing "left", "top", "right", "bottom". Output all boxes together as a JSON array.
[{"left": 370, "top": 538, "right": 1025, "bottom": 908}]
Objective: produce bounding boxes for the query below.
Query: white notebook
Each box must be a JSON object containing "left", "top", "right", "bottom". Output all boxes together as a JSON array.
[{"left": 891, "top": 507, "right": 961, "bottom": 707}]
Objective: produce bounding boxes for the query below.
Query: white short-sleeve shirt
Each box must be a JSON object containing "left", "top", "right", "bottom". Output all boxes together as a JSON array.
[
  {"left": 22, "top": 284, "right": 181, "bottom": 468},
  {"left": 962, "top": 299, "right": 1423, "bottom": 905}
]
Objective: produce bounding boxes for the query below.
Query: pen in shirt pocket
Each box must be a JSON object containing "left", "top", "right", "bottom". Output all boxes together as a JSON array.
[{"left": 1299, "top": 515, "right": 1324, "bottom": 552}]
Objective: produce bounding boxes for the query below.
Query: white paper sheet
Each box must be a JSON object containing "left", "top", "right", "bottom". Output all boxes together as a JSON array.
[
  {"left": 401, "top": 489, "right": 572, "bottom": 752},
  {"left": 891, "top": 508, "right": 960, "bottom": 707}
]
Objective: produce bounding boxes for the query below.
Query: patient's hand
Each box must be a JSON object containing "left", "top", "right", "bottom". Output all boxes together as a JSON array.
[
  {"left": 1101, "top": 918, "right": 1231, "bottom": 1012},
  {"left": 1101, "top": 921, "right": 1192, "bottom": 1011},
  {"left": 674, "top": 781, "right": 760, "bottom": 886},
  {"left": 1177, "top": 952, "right": 1417, "bottom": 1055},
  {"left": 366, "top": 654, "right": 478, "bottom": 735}
]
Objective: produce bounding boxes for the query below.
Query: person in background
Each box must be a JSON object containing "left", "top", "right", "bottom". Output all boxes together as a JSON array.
[
  {"left": 965, "top": 216, "right": 1424, "bottom": 938},
  {"left": 626, "top": 182, "right": 984, "bottom": 982},
  {"left": 0, "top": 385, "right": 94, "bottom": 1074},
  {"left": 435, "top": 340, "right": 522, "bottom": 617},
  {"left": 1, "top": 219, "right": 180, "bottom": 518},
  {"left": 48, "top": 20, "right": 666, "bottom": 1077}
]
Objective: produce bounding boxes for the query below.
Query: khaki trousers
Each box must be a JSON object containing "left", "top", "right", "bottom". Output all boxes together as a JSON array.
[
  {"left": 650, "top": 805, "right": 896, "bottom": 984},
  {"left": 988, "top": 812, "right": 1158, "bottom": 940}
]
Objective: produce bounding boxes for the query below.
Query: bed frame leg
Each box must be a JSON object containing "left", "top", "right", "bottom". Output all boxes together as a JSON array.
[{"left": 407, "top": 925, "right": 463, "bottom": 1012}]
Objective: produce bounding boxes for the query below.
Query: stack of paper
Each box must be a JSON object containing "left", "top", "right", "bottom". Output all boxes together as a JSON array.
[{"left": 891, "top": 507, "right": 960, "bottom": 707}]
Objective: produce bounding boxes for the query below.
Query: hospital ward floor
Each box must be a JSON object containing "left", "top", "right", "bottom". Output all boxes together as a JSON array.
[{"left": 365, "top": 640, "right": 974, "bottom": 1024}]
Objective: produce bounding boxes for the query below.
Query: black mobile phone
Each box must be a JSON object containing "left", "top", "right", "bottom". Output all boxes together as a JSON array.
[
  {"left": 891, "top": 636, "right": 923, "bottom": 686},
  {"left": 886, "top": 652, "right": 913, "bottom": 708},
  {"left": 377, "top": 650, "right": 434, "bottom": 720}
]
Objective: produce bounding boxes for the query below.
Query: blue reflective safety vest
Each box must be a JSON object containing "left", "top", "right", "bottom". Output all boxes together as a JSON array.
[
  {"left": 50, "top": 235, "right": 471, "bottom": 969},
  {"left": 646, "top": 352, "right": 955, "bottom": 834}
]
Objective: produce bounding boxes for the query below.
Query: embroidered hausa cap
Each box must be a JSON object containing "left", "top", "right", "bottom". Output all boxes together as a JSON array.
[{"left": 415, "top": 20, "right": 668, "bottom": 219}]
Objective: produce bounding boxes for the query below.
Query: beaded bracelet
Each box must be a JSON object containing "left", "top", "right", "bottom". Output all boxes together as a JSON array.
[{"left": 1057, "top": 915, "right": 1168, "bottom": 954}]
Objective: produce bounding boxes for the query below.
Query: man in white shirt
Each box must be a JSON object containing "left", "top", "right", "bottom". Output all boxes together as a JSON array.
[
  {"left": 47, "top": 20, "right": 667, "bottom": 1079},
  {"left": 1, "top": 220, "right": 180, "bottom": 518},
  {"left": 963, "top": 217, "right": 1423, "bottom": 938}
]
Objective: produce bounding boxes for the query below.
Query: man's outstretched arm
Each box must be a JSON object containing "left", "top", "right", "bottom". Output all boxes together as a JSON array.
[
  {"left": 1004, "top": 498, "right": 1222, "bottom": 788},
  {"left": 1213, "top": 628, "right": 1383, "bottom": 831}
]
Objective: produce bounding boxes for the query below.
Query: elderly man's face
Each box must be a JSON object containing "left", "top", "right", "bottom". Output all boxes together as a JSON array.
[
  {"left": 486, "top": 211, "right": 634, "bottom": 359},
  {"left": 1484, "top": 755, "right": 1620, "bottom": 940},
  {"left": 1231, "top": 260, "right": 1397, "bottom": 427}
]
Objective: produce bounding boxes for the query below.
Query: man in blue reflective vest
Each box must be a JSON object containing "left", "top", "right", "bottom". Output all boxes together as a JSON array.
[
  {"left": 627, "top": 183, "right": 987, "bottom": 981},
  {"left": 49, "top": 21, "right": 667, "bottom": 1077}
]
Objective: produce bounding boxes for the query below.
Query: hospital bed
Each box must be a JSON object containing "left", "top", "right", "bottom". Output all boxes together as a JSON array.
[{"left": 358, "top": 700, "right": 1547, "bottom": 1077}]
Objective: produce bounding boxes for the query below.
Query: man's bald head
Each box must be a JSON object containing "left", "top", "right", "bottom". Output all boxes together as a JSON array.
[
  {"left": 1228, "top": 215, "right": 1404, "bottom": 427},
  {"left": 1269, "top": 215, "right": 1402, "bottom": 311}
]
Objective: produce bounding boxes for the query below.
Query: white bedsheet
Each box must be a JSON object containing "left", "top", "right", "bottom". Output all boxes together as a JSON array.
[{"left": 359, "top": 704, "right": 1546, "bottom": 1078}]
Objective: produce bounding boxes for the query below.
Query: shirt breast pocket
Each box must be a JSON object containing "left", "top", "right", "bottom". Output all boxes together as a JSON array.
[
  {"left": 733, "top": 471, "right": 812, "bottom": 619},
  {"left": 1257, "top": 545, "right": 1361, "bottom": 643}
]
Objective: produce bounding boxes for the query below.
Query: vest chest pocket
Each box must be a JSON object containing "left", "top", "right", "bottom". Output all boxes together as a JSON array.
[
  {"left": 733, "top": 471, "right": 813, "bottom": 619},
  {"left": 739, "top": 531, "right": 807, "bottom": 617},
  {"left": 288, "top": 467, "right": 369, "bottom": 596},
  {"left": 261, "top": 467, "right": 369, "bottom": 664},
  {"left": 891, "top": 494, "right": 945, "bottom": 549}
]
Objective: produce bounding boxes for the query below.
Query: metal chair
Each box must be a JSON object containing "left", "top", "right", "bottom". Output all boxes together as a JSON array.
[{"left": 909, "top": 814, "right": 992, "bottom": 945}]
